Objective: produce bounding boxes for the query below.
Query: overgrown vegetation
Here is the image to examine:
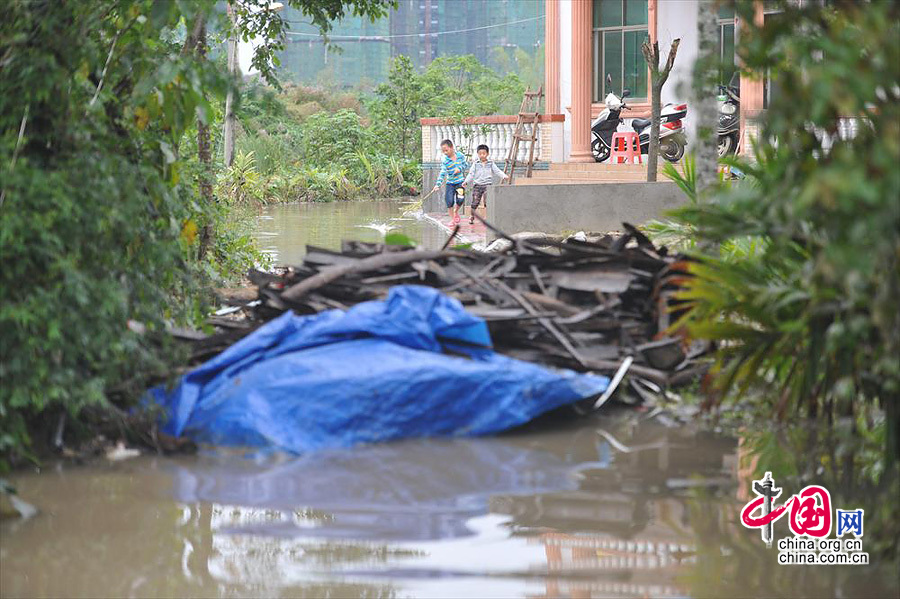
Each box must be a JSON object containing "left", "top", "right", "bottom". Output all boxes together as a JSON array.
[
  {"left": 0, "top": 0, "right": 392, "bottom": 467},
  {"left": 665, "top": 1, "right": 900, "bottom": 466},
  {"left": 368, "top": 54, "right": 528, "bottom": 160},
  {"left": 219, "top": 53, "right": 528, "bottom": 206},
  {"left": 1, "top": 0, "right": 219, "bottom": 464},
  {"left": 0, "top": 0, "right": 526, "bottom": 466},
  {"left": 219, "top": 85, "right": 420, "bottom": 204}
]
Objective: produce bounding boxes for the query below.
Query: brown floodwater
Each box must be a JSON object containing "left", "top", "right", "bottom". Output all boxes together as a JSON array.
[
  {"left": 2, "top": 202, "right": 897, "bottom": 598},
  {"left": 2, "top": 412, "right": 897, "bottom": 598},
  {"left": 252, "top": 200, "right": 448, "bottom": 265}
]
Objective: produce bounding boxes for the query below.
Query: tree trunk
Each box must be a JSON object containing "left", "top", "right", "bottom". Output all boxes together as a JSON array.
[
  {"left": 194, "top": 19, "right": 214, "bottom": 261},
  {"left": 648, "top": 77, "right": 662, "bottom": 182},
  {"left": 693, "top": 1, "right": 720, "bottom": 196},
  {"left": 223, "top": 2, "right": 237, "bottom": 168},
  {"left": 642, "top": 39, "right": 680, "bottom": 183}
]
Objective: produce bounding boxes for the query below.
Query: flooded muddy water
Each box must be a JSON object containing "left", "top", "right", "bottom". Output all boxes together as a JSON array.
[
  {"left": 252, "top": 200, "right": 447, "bottom": 265},
  {"left": 2, "top": 202, "right": 897, "bottom": 598},
  {"left": 2, "top": 412, "right": 897, "bottom": 598}
]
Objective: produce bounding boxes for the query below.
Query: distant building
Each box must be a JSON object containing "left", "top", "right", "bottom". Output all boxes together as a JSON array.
[
  {"left": 276, "top": 0, "right": 546, "bottom": 88},
  {"left": 277, "top": 6, "right": 391, "bottom": 88}
]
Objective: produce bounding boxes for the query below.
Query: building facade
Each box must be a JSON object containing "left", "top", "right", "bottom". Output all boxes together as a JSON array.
[{"left": 546, "top": 0, "right": 766, "bottom": 161}]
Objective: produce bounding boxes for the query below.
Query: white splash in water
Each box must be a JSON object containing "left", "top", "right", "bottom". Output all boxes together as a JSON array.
[{"left": 356, "top": 221, "right": 398, "bottom": 236}]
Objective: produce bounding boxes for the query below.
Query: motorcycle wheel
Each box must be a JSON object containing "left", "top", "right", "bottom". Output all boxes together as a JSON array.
[
  {"left": 592, "top": 137, "right": 610, "bottom": 163},
  {"left": 660, "top": 139, "right": 685, "bottom": 162},
  {"left": 717, "top": 134, "right": 735, "bottom": 157}
]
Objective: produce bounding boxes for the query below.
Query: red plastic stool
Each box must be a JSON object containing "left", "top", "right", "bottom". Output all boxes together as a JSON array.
[{"left": 610, "top": 132, "right": 642, "bottom": 164}]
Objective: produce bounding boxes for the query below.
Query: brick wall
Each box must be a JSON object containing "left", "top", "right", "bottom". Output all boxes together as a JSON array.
[
  {"left": 539, "top": 123, "right": 552, "bottom": 162},
  {"left": 421, "top": 127, "right": 433, "bottom": 163}
]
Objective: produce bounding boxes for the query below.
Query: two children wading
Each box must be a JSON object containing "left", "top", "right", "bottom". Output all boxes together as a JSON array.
[{"left": 432, "top": 140, "right": 508, "bottom": 225}]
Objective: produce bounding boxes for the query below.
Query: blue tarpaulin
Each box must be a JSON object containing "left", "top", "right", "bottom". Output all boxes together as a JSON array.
[{"left": 149, "top": 286, "right": 609, "bottom": 453}]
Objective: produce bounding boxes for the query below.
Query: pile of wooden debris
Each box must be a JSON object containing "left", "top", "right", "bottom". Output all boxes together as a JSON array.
[{"left": 196, "top": 223, "right": 710, "bottom": 400}]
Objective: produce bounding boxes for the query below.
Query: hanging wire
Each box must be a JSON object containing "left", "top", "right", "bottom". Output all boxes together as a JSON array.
[{"left": 282, "top": 15, "right": 544, "bottom": 41}]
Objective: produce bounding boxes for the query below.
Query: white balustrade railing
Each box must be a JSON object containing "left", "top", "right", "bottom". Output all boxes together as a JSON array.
[
  {"left": 424, "top": 121, "right": 539, "bottom": 164},
  {"left": 746, "top": 116, "right": 868, "bottom": 157},
  {"left": 821, "top": 117, "right": 866, "bottom": 152},
  {"left": 421, "top": 116, "right": 564, "bottom": 165}
]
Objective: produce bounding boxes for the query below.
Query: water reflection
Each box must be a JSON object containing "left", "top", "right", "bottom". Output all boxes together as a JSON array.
[
  {"left": 162, "top": 415, "right": 739, "bottom": 597},
  {"left": 2, "top": 412, "right": 897, "bottom": 598},
  {"left": 171, "top": 439, "right": 579, "bottom": 542}
]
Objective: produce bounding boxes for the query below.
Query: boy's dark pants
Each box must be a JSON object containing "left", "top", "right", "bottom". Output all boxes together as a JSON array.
[
  {"left": 471, "top": 184, "right": 488, "bottom": 209},
  {"left": 444, "top": 182, "right": 465, "bottom": 208}
]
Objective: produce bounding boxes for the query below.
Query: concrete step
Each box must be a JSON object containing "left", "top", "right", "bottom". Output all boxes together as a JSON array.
[
  {"left": 531, "top": 170, "right": 650, "bottom": 181},
  {"left": 548, "top": 162, "right": 685, "bottom": 173},
  {"left": 543, "top": 168, "right": 685, "bottom": 177},
  {"left": 514, "top": 178, "right": 645, "bottom": 186}
]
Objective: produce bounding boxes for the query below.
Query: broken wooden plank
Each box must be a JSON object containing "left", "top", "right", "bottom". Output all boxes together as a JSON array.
[
  {"left": 304, "top": 246, "right": 365, "bottom": 267},
  {"left": 490, "top": 277, "right": 589, "bottom": 369},
  {"left": 519, "top": 291, "right": 581, "bottom": 317},
  {"left": 636, "top": 338, "right": 686, "bottom": 370},
  {"left": 282, "top": 249, "right": 460, "bottom": 301},
  {"left": 546, "top": 267, "right": 634, "bottom": 293}
]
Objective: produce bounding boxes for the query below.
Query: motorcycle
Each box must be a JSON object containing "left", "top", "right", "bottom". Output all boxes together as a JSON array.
[
  {"left": 591, "top": 73, "right": 688, "bottom": 163},
  {"left": 717, "top": 72, "right": 740, "bottom": 157}
]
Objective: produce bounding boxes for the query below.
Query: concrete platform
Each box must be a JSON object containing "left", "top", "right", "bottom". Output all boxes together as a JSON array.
[
  {"left": 417, "top": 165, "right": 689, "bottom": 242},
  {"left": 486, "top": 181, "right": 687, "bottom": 239}
]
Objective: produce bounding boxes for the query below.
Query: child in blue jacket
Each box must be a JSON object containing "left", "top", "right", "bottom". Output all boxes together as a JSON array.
[{"left": 432, "top": 139, "right": 468, "bottom": 224}]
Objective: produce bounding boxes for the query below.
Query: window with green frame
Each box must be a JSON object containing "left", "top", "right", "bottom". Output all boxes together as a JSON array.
[
  {"left": 592, "top": 0, "right": 649, "bottom": 102},
  {"left": 718, "top": 5, "right": 736, "bottom": 85}
]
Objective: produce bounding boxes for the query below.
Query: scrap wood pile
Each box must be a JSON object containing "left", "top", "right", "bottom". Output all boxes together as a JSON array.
[{"left": 197, "top": 222, "right": 711, "bottom": 399}]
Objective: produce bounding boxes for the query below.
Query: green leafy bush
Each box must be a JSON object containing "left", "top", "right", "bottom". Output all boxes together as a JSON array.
[
  {"left": 0, "top": 0, "right": 228, "bottom": 464},
  {"left": 237, "top": 133, "right": 291, "bottom": 175},
  {"left": 670, "top": 1, "right": 900, "bottom": 461},
  {"left": 0, "top": 0, "right": 397, "bottom": 465},
  {"left": 226, "top": 99, "right": 421, "bottom": 204},
  {"left": 298, "top": 110, "right": 381, "bottom": 165}
]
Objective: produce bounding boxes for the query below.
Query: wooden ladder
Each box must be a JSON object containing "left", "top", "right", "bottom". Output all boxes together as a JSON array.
[{"left": 503, "top": 86, "right": 543, "bottom": 184}]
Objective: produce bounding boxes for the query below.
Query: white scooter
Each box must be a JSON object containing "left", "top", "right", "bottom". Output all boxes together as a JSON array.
[{"left": 591, "top": 74, "right": 688, "bottom": 163}]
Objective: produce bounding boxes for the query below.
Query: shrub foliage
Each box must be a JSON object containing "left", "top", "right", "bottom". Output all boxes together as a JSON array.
[
  {"left": 672, "top": 1, "right": 899, "bottom": 460},
  {"left": 0, "top": 0, "right": 392, "bottom": 464}
]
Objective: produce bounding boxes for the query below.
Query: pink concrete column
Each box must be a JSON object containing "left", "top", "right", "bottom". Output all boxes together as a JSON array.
[
  {"left": 544, "top": 0, "right": 560, "bottom": 114},
  {"left": 739, "top": 1, "right": 766, "bottom": 152},
  {"left": 569, "top": 0, "right": 593, "bottom": 162}
]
